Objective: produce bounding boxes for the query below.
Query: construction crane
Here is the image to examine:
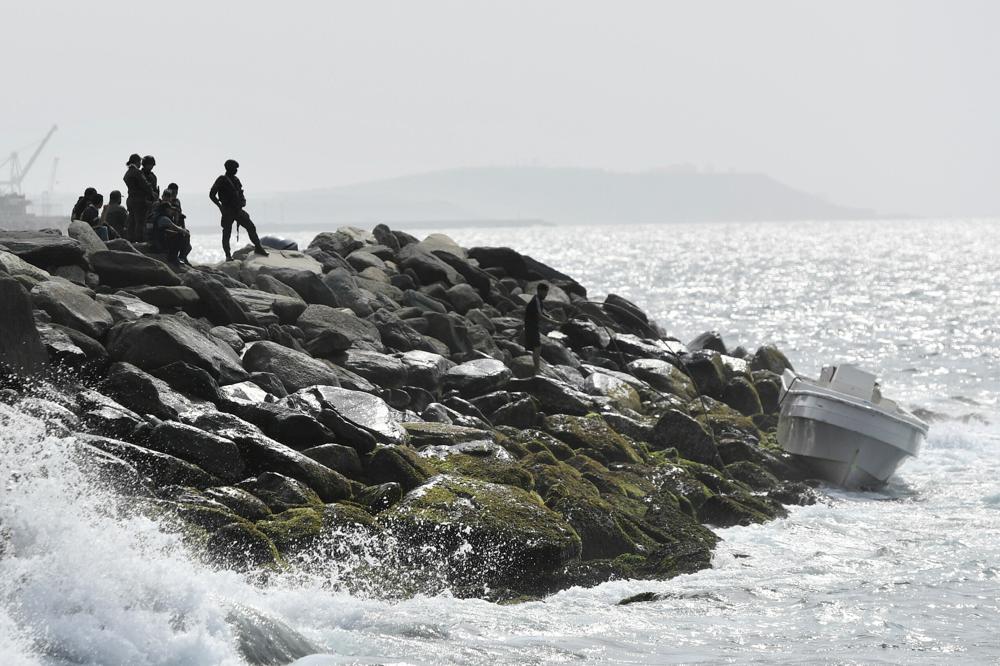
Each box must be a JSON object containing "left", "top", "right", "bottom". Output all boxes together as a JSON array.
[{"left": 0, "top": 125, "right": 58, "bottom": 194}]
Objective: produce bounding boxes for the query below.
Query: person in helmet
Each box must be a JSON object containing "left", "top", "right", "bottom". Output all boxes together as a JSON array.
[{"left": 209, "top": 159, "right": 268, "bottom": 261}]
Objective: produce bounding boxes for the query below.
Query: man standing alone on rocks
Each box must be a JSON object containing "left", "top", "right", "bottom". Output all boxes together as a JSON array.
[
  {"left": 209, "top": 159, "right": 269, "bottom": 261},
  {"left": 525, "top": 283, "right": 557, "bottom": 374}
]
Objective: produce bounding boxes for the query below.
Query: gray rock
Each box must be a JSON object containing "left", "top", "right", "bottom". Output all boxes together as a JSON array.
[
  {"left": 77, "top": 389, "right": 144, "bottom": 439},
  {"left": 253, "top": 273, "right": 303, "bottom": 299},
  {"left": 209, "top": 326, "right": 245, "bottom": 354},
  {"left": 228, "top": 287, "right": 307, "bottom": 324},
  {"left": 397, "top": 243, "right": 465, "bottom": 286},
  {"left": 443, "top": 358, "right": 512, "bottom": 397},
  {"left": 203, "top": 486, "right": 272, "bottom": 521},
  {"left": 31, "top": 279, "right": 114, "bottom": 339},
  {"left": 308, "top": 229, "right": 365, "bottom": 257},
  {"left": 650, "top": 409, "right": 723, "bottom": 468},
  {"left": 67, "top": 219, "right": 107, "bottom": 256},
  {"left": 189, "top": 411, "right": 352, "bottom": 502},
  {"left": 401, "top": 289, "right": 447, "bottom": 314},
  {"left": 507, "top": 376, "right": 593, "bottom": 416},
  {"left": 36, "top": 322, "right": 108, "bottom": 375},
  {"left": 90, "top": 250, "right": 180, "bottom": 287},
  {"left": 0, "top": 276, "right": 48, "bottom": 374},
  {"left": 751, "top": 345, "right": 794, "bottom": 374},
  {"left": 124, "top": 285, "right": 200, "bottom": 309},
  {"left": 96, "top": 292, "right": 160, "bottom": 321},
  {"left": 150, "top": 361, "right": 224, "bottom": 403},
  {"left": 80, "top": 434, "right": 218, "bottom": 488},
  {"left": 256, "top": 267, "right": 339, "bottom": 306},
  {"left": 105, "top": 314, "right": 248, "bottom": 384},
  {"left": 219, "top": 380, "right": 272, "bottom": 405},
  {"left": 346, "top": 250, "right": 385, "bottom": 272},
  {"left": 236, "top": 472, "right": 322, "bottom": 511},
  {"left": 0, "top": 250, "right": 51, "bottom": 280},
  {"left": 626, "top": 358, "right": 697, "bottom": 399},
  {"left": 242, "top": 341, "right": 341, "bottom": 393},
  {"left": 688, "top": 330, "right": 727, "bottom": 354},
  {"left": 181, "top": 271, "right": 251, "bottom": 325},
  {"left": 0, "top": 229, "right": 85, "bottom": 268},
  {"left": 296, "top": 304, "right": 383, "bottom": 352},
  {"left": 369, "top": 309, "right": 438, "bottom": 353},
  {"left": 99, "top": 361, "right": 208, "bottom": 420},
  {"left": 306, "top": 386, "right": 408, "bottom": 445},
  {"left": 320, "top": 268, "right": 374, "bottom": 316},
  {"left": 145, "top": 421, "right": 246, "bottom": 482},
  {"left": 398, "top": 350, "right": 455, "bottom": 390},
  {"left": 340, "top": 349, "right": 408, "bottom": 389},
  {"left": 301, "top": 443, "right": 363, "bottom": 480},
  {"left": 445, "top": 283, "right": 484, "bottom": 314},
  {"left": 424, "top": 311, "right": 473, "bottom": 358}
]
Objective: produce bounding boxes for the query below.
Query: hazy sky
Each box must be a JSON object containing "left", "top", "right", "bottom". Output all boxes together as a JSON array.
[{"left": 4, "top": 0, "right": 998, "bottom": 216}]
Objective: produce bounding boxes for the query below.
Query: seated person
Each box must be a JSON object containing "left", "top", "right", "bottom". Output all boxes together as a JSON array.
[
  {"left": 150, "top": 190, "right": 191, "bottom": 265},
  {"left": 99, "top": 190, "right": 129, "bottom": 240}
]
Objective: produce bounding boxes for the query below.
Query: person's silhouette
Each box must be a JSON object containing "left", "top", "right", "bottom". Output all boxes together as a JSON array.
[{"left": 209, "top": 159, "right": 269, "bottom": 262}]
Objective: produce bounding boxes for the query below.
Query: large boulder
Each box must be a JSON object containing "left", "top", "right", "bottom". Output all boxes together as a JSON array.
[
  {"left": 80, "top": 434, "right": 218, "bottom": 489},
  {"left": 67, "top": 220, "right": 107, "bottom": 256},
  {"left": 99, "top": 362, "right": 207, "bottom": 420},
  {"left": 397, "top": 243, "right": 465, "bottom": 287},
  {"left": 188, "top": 411, "right": 351, "bottom": 501},
  {"left": 365, "top": 445, "right": 434, "bottom": 491},
  {"left": 626, "top": 358, "right": 697, "bottom": 400},
  {"left": 180, "top": 271, "right": 251, "bottom": 326},
  {"left": 242, "top": 341, "right": 341, "bottom": 393},
  {"left": 256, "top": 267, "right": 339, "bottom": 307},
  {"left": 36, "top": 323, "right": 108, "bottom": 376},
  {"left": 543, "top": 414, "right": 643, "bottom": 465},
  {"left": 31, "top": 280, "right": 114, "bottom": 340},
  {"left": 123, "top": 285, "right": 200, "bottom": 309},
  {"left": 379, "top": 475, "right": 581, "bottom": 593},
  {"left": 320, "top": 269, "right": 374, "bottom": 317},
  {"left": 443, "top": 359, "right": 512, "bottom": 397},
  {"left": 105, "top": 314, "right": 248, "bottom": 384},
  {"left": 751, "top": 345, "right": 794, "bottom": 374},
  {"left": 507, "top": 376, "right": 592, "bottom": 416},
  {"left": 144, "top": 421, "right": 246, "bottom": 482},
  {"left": 398, "top": 350, "right": 455, "bottom": 391},
  {"left": 0, "top": 230, "right": 85, "bottom": 268},
  {"left": 308, "top": 229, "right": 365, "bottom": 257},
  {"left": 650, "top": 409, "right": 724, "bottom": 468},
  {"left": 96, "top": 292, "right": 161, "bottom": 321},
  {"left": 0, "top": 250, "right": 51, "bottom": 281},
  {"left": 0, "top": 276, "right": 48, "bottom": 374},
  {"left": 306, "top": 386, "right": 408, "bottom": 445},
  {"left": 90, "top": 250, "right": 180, "bottom": 287},
  {"left": 295, "top": 304, "right": 383, "bottom": 352},
  {"left": 340, "top": 350, "right": 408, "bottom": 389},
  {"left": 228, "top": 288, "right": 307, "bottom": 324}
]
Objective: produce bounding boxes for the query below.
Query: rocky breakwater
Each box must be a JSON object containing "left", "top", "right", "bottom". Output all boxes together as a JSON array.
[{"left": 0, "top": 222, "right": 814, "bottom": 600}]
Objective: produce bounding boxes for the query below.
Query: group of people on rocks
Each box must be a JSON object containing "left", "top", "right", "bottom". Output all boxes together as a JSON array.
[{"left": 70, "top": 156, "right": 269, "bottom": 266}]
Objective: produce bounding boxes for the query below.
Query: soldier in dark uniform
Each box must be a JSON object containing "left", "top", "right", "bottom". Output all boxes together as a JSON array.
[
  {"left": 209, "top": 159, "right": 268, "bottom": 261},
  {"left": 123, "top": 153, "right": 156, "bottom": 242},
  {"left": 100, "top": 190, "right": 129, "bottom": 239},
  {"left": 150, "top": 190, "right": 191, "bottom": 265}
]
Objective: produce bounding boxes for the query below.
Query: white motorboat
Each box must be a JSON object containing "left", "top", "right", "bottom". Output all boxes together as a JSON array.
[{"left": 777, "top": 364, "right": 928, "bottom": 488}]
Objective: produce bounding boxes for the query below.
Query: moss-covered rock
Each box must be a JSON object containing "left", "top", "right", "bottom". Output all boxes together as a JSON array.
[
  {"left": 750, "top": 345, "right": 793, "bottom": 374},
  {"left": 365, "top": 445, "right": 434, "bottom": 491},
  {"left": 256, "top": 507, "right": 324, "bottom": 555},
  {"left": 650, "top": 409, "right": 723, "bottom": 468},
  {"left": 206, "top": 522, "right": 281, "bottom": 570},
  {"left": 543, "top": 414, "right": 643, "bottom": 465},
  {"left": 378, "top": 474, "right": 581, "bottom": 594},
  {"left": 725, "top": 460, "right": 779, "bottom": 491},
  {"left": 424, "top": 451, "right": 535, "bottom": 491},
  {"left": 720, "top": 377, "right": 763, "bottom": 416},
  {"left": 402, "top": 421, "right": 495, "bottom": 448},
  {"left": 236, "top": 472, "right": 324, "bottom": 512}
]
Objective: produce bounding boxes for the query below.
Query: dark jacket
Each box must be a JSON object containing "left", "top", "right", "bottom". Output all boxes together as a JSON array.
[
  {"left": 124, "top": 165, "right": 156, "bottom": 201},
  {"left": 80, "top": 203, "right": 100, "bottom": 226},
  {"left": 210, "top": 174, "right": 247, "bottom": 210},
  {"left": 101, "top": 203, "right": 129, "bottom": 233}
]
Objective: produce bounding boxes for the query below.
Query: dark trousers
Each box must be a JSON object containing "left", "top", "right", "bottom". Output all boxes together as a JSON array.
[
  {"left": 126, "top": 198, "right": 149, "bottom": 242},
  {"left": 221, "top": 207, "right": 262, "bottom": 258},
  {"left": 162, "top": 234, "right": 191, "bottom": 263}
]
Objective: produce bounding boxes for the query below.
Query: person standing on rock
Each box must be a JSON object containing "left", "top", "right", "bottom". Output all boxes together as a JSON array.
[
  {"left": 525, "top": 283, "right": 558, "bottom": 374},
  {"left": 123, "top": 153, "right": 157, "bottom": 242},
  {"left": 209, "top": 159, "right": 269, "bottom": 262}
]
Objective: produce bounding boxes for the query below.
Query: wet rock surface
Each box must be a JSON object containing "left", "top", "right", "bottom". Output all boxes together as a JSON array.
[{"left": 1, "top": 223, "right": 804, "bottom": 599}]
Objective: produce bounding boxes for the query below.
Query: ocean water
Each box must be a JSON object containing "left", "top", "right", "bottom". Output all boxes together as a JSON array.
[{"left": 4, "top": 219, "right": 999, "bottom": 664}]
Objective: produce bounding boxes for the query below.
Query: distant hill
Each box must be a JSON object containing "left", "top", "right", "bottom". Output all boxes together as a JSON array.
[{"left": 250, "top": 166, "right": 873, "bottom": 228}]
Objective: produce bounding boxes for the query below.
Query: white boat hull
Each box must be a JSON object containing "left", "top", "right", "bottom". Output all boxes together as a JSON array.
[{"left": 777, "top": 371, "right": 927, "bottom": 488}]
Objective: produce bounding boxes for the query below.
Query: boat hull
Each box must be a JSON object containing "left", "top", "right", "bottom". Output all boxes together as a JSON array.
[{"left": 777, "top": 381, "right": 926, "bottom": 488}]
